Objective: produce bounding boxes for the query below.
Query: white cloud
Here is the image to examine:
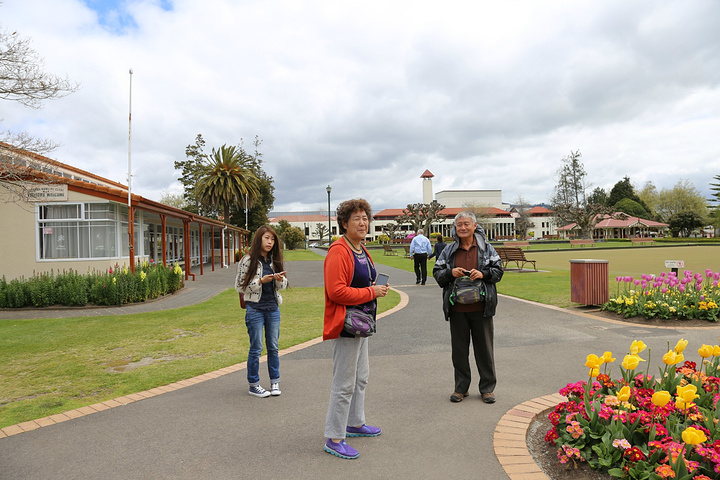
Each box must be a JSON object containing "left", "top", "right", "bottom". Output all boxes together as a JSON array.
[{"left": 2, "top": 0, "right": 719, "bottom": 214}]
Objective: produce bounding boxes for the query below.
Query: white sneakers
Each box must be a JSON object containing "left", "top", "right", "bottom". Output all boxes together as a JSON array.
[
  {"left": 249, "top": 383, "right": 281, "bottom": 397},
  {"left": 270, "top": 383, "right": 281, "bottom": 396}
]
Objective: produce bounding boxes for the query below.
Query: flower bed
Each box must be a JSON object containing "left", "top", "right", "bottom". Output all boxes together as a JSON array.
[
  {"left": 545, "top": 339, "right": 720, "bottom": 479},
  {"left": 0, "top": 261, "right": 184, "bottom": 308},
  {"left": 603, "top": 270, "right": 720, "bottom": 322}
]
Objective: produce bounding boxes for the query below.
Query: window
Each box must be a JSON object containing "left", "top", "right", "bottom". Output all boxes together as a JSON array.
[{"left": 37, "top": 202, "right": 127, "bottom": 260}]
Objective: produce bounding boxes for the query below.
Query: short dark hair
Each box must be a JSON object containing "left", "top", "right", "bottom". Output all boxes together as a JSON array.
[
  {"left": 437, "top": 235, "right": 443, "bottom": 242},
  {"left": 336, "top": 198, "right": 372, "bottom": 235}
]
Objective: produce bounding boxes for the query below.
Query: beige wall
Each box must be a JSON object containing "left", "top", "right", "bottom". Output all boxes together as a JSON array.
[{"left": 0, "top": 189, "right": 135, "bottom": 281}]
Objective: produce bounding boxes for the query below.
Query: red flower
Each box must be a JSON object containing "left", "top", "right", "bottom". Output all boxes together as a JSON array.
[
  {"left": 544, "top": 429, "right": 559, "bottom": 443},
  {"left": 624, "top": 446, "right": 646, "bottom": 462}
]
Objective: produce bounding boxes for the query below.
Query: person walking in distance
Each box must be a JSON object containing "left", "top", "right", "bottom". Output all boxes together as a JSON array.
[
  {"left": 409, "top": 228, "right": 432, "bottom": 285},
  {"left": 428, "top": 235, "right": 447, "bottom": 262}
]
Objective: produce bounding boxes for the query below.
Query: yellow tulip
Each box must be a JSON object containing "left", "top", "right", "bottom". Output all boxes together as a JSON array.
[
  {"left": 630, "top": 340, "right": 647, "bottom": 355},
  {"left": 676, "top": 384, "right": 699, "bottom": 403},
  {"left": 675, "top": 338, "right": 688, "bottom": 353},
  {"left": 682, "top": 426, "right": 707, "bottom": 445},
  {"left": 713, "top": 345, "right": 720, "bottom": 357},
  {"left": 585, "top": 354, "right": 604, "bottom": 369},
  {"left": 699, "top": 344, "right": 714, "bottom": 359},
  {"left": 676, "top": 398, "right": 695, "bottom": 411},
  {"left": 622, "top": 354, "right": 644, "bottom": 370},
  {"left": 616, "top": 386, "right": 631, "bottom": 402},
  {"left": 663, "top": 350, "right": 677, "bottom": 366},
  {"left": 651, "top": 390, "right": 671, "bottom": 408},
  {"left": 675, "top": 352, "right": 685, "bottom": 365},
  {"left": 589, "top": 367, "right": 599, "bottom": 378},
  {"left": 602, "top": 351, "right": 615, "bottom": 363}
]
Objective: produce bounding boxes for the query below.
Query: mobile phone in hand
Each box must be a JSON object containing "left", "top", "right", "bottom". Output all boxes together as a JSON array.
[{"left": 376, "top": 273, "right": 389, "bottom": 286}]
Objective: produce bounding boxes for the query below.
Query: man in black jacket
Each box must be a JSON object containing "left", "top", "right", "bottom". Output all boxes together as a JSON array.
[{"left": 432, "top": 212, "right": 504, "bottom": 404}]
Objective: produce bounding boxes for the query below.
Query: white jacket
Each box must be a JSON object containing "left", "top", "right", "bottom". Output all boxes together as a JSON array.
[{"left": 234, "top": 254, "right": 288, "bottom": 304}]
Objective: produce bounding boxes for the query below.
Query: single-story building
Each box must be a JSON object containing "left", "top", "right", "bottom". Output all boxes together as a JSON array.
[
  {"left": 0, "top": 142, "right": 248, "bottom": 282},
  {"left": 556, "top": 213, "right": 669, "bottom": 239}
]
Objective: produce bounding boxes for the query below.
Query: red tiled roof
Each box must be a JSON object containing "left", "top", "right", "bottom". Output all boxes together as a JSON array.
[
  {"left": 420, "top": 169, "right": 434, "bottom": 178},
  {"left": 526, "top": 206, "right": 554, "bottom": 215}
]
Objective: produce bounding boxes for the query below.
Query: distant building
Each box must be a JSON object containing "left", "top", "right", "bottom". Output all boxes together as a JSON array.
[
  {"left": 556, "top": 213, "right": 669, "bottom": 239},
  {"left": 267, "top": 211, "right": 337, "bottom": 244},
  {"left": 280, "top": 170, "right": 561, "bottom": 243}
]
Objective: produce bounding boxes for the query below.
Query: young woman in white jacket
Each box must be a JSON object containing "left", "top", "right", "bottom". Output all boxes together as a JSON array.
[{"left": 235, "top": 225, "right": 288, "bottom": 398}]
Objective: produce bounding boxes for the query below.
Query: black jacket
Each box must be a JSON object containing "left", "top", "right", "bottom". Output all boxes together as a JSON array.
[{"left": 432, "top": 224, "right": 503, "bottom": 320}]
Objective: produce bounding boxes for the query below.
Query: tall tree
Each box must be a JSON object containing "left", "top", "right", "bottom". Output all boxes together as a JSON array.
[
  {"left": 709, "top": 175, "right": 720, "bottom": 205},
  {"left": 549, "top": 150, "right": 616, "bottom": 239},
  {"left": 512, "top": 196, "right": 532, "bottom": 239},
  {"left": 237, "top": 136, "right": 274, "bottom": 231},
  {"left": 668, "top": 210, "right": 705, "bottom": 237},
  {"left": 0, "top": 25, "right": 78, "bottom": 108},
  {"left": 614, "top": 198, "right": 650, "bottom": 219},
  {"left": 395, "top": 202, "right": 446, "bottom": 234},
  {"left": 175, "top": 134, "right": 208, "bottom": 215},
  {"left": 1, "top": 20, "right": 79, "bottom": 200},
  {"left": 637, "top": 181, "right": 659, "bottom": 218},
  {"left": 652, "top": 179, "right": 707, "bottom": 223},
  {"left": 587, "top": 187, "right": 609, "bottom": 206},
  {"left": 195, "top": 144, "right": 260, "bottom": 223},
  {"left": 607, "top": 176, "right": 650, "bottom": 214},
  {"left": 709, "top": 175, "right": 720, "bottom": 236}
]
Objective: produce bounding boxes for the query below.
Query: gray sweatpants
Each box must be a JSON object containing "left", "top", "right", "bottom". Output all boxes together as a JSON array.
[{"left": 324, "top": 336, "right": 369, "bottom": 439}]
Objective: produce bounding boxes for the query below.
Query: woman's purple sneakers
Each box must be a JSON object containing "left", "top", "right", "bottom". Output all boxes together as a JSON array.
[
  {"left": 346, "top": 424, "right": 382, "bottom": 437},
  {"left": 324, "top": 439, "right": 359, "bottom": 459}
]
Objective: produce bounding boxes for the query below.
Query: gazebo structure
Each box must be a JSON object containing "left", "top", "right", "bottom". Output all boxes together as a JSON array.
[{"left": 556, "top": 213, "right": 669, "bottom": 239}]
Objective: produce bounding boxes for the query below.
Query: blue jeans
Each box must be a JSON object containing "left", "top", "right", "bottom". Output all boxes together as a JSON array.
[{"left": 245, "top": 305, "right": 281, "bottom": 385}]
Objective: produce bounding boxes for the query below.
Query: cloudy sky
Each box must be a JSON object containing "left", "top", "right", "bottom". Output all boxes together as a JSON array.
[{"left": 2, "top": 0, "right": 719, "bottom": 214}]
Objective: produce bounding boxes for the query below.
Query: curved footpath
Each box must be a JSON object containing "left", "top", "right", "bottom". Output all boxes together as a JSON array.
[{"left": 2, "top": 253, "right": 719, "bottom": 480}]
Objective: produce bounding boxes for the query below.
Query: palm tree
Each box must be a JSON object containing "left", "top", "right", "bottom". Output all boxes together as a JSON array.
[{"left": 196, "top": 144, "right": 260, "bottom": 223}]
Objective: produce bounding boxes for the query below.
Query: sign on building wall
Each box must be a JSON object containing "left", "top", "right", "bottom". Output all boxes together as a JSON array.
[{"left": 27, "top": 184, "right": 68, "bottom": 202}]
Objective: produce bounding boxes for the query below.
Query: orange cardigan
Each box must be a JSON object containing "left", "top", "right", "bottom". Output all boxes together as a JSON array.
[{"left": 323, "top": 237, "right": 377, "bottom": 340}]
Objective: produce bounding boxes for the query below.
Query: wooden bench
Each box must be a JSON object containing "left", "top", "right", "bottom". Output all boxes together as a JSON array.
[
  {"left": 383, "top": 245, "right": 398, "bottom": 256},
  {"left": 504, "top": 241, "right": 530, "bottom": 249},
  {"left": 496, "top": 247, "right": 537, "bottom": 271},
  {"left": 630, "top": 237, "right": 654, "bottom": 245},
  {"left": 570, "top": 239, "right": 595, "bottom": 247}
]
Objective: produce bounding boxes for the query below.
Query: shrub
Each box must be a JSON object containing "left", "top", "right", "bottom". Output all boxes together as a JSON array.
[{"left": 0, "top": 262, "right": 185, "bottom": 309}]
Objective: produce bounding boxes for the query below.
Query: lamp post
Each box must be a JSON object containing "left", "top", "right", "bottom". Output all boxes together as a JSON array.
[{"left": 326, "top": 185, "right": 332, "bottom": 246}]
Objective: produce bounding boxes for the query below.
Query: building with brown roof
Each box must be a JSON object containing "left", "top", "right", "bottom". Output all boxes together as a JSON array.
[
  {"left": 0, "top": 142, "right": 248, "bottom": 281},
  {"left": 555, "top": 213, "right": 669, "bottom": 239}
]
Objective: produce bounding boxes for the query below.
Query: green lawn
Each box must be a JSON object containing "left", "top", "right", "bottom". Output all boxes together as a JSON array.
[
  {"left": 371, "top": 244, "right": 720, "bottom": 308},
  {"left": 0, "top": 285, "right": 399, "bottom": 428}
]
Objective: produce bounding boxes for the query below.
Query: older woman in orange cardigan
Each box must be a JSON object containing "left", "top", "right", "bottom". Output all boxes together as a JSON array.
[{"left": 322, "top": 198, "right": 389, "bottom": 460}]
